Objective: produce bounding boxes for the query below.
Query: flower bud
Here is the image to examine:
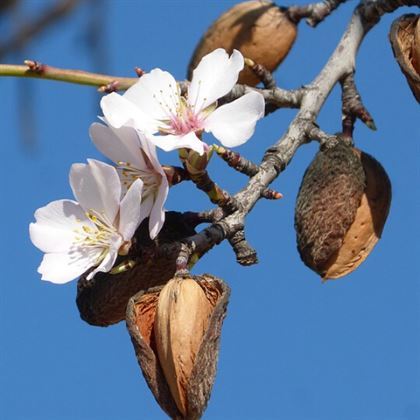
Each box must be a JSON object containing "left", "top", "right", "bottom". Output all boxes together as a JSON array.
[
  {"left": 389, "top": 14, "right": 420, "bottom": 102},
  {"left": 76, "top": 212, "right": 197, "bottom": 327},
  {"left": 126, "top": 274, "right": 230, "bottom": 419},
  {"left": 188, "top": 1, "right": 297, "bottom": 86},
  {"left": 295, "top": 142, "right": 391, "bottom": 280}
]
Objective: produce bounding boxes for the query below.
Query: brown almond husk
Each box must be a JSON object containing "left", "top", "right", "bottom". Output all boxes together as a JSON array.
[
  {"left": 389, "top": 14, "right": 420, "bottom": 102},
  {"left": 188, "top": 1, "right": 297, "bottom": 86},
  {"left": 126, "top": 274, "right": 230, "bottom": 420},
  {"left": 76, "top": 212, "right": 197, "bottom": 327},
  {"left": 295, "top": 142, "right": 391, "bottom": 279},
  {"left": 322, "top": 151, "right": 392, "bottom": 279}
]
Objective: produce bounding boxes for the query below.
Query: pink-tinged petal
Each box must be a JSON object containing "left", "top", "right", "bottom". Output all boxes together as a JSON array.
[
  {"left": 124, "top": 69, "right": 180, "bottom": 121},
  {"left": 87, "top": 246, "right": 119, "bottom": 280},
  {"left": 100, "top": 92, "right": 158, "bottom": 133},
  {"left": 69, "top": 159, "right": 121, "bottom": 224},
  {"left": 38, "top": 248, "right": 102, "bottom": 284},
  {"left": 140, "top": 194, "right": 154, "bottom": 223},
  {"left": 119, "top": 178, "right": 143, "bottom": 241},
  {"left": 188, "top": 49, "right": 244, "bottom": 113},
  {"left": 149, "top": 178, "right": 169, "bottom": 240},
  {"left": 29, "top": 200, "right": 93, "bottom": 253},
  {"left": 204, "top": 91, "right": 265, "bottom": 147},
  {"left": 89, "top": 123, "right": 147, "bottom": 169},
  {"left": 149, "top": 132, "right": 205, "bottom": 155}
]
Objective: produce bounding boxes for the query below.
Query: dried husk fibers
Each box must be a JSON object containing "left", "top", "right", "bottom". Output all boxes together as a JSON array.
[
  {"left": 126, "top": 274, "right": 230, "bottom": 420},
  {"left": 389, "top": 14, "right": 420, "bottom": 102},
  {"left": 188, "top": 0, "right": 297, "bottom": 86},
  {"left": 76, "top": 212, "right": 197, "bottom": 327},
  {"left": 295, "top": 142, "right": 391, "bottom": 280}
]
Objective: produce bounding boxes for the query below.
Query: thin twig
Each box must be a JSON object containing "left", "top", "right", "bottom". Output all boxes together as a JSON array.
[
  {"left": 0, "top": 62, "right": 138, "bottom": 90},
  {"left": 244, "top": 58, "right": 277, "bottom": 89},
  {"left": 287, "top": 0, "right": 349, "bottom": 27},
  {"left": 228, "top": 230, "right": 258, "bottom": 266},
  {"left": 340, "top": 72, "right": 376, "bottom": 137},
  {"left": 170, "top": 0, "right": 418, "bottom": 266}
]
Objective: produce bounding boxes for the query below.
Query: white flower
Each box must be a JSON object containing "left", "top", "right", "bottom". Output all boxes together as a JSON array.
[
  {"left": 29, "top": 159, "right": 143, "bottom": 284},
  {"left": 100, "top": 48, "right": 265, "bottom": 155},
  {"left": 89, "top": 122, "right": 168, "bottom": 239}
]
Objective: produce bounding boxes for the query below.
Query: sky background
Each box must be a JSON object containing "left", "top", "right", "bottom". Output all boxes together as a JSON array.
[{"left": 0, "top": 1, "right": 419, "bottom": 419}]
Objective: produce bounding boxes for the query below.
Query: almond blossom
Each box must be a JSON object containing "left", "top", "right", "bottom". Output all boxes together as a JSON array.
[
  {"left": 29, "top": 159, "right": 143, "bottom": 284},
  {"left": 89, "top": 123, "right": 168, "bottom": 239},
  {"left": 100, "top": 48, "right": 265, "bottom": 155}
]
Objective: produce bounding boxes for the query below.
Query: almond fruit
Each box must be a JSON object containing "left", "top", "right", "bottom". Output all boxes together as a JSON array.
[
  {"left": 295, "top": 142, "right": 391, "bottom": 280},
  {"left": 188, "top": 1, "right": 297, "bottom": 86},
  {"left": 389, "top": 14, "right": 420, "bottom": 102},
  {"left": 126, "top": 274, "right": 230, "bottom": 420},
  {"left": 76, "top": 212, "right": 197, "bottom": 327}
]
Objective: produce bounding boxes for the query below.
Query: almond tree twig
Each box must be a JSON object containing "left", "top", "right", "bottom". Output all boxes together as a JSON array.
[
  {"left": 171, "top": 0, "right": 419, "bottom": 264},
  {"left": 287, "top": 0, "right": 349, "bottom": 27}
]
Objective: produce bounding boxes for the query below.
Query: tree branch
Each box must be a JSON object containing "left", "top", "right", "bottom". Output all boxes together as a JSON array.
[
  {"left": 0, "top": 62, "right": 139, "bottom": 90},
  {"left": 170, "top": 0, "right": 418, "bottom": 265},
  {"left": 287, "top": 0, "right": 349, "bottom": 27}
]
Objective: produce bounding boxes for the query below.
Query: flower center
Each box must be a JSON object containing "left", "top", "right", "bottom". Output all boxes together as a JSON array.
[
  {"left": 73, "top": 209, "right": 122, "bottom": 256},
  {"left": 155, "top": 85, "right": 204, "bottom": 136},
  {"left": 117, "top": 161, "right": 160, "bottom": 198}
]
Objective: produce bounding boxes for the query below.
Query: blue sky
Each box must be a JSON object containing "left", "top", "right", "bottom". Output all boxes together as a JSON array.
[{"left": 0, "top": 1, "right": 419, "bottom": 419}]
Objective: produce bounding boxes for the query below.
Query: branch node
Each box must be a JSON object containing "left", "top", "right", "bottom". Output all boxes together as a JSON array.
[
  {"left": 287, "top": 0, "right": 347, "bottom": 27},
  {"left": 262, "top": 152, "right": 285, "bottom": 175},
  {"left": 98, "top": 80, "right": 119, "bottom": 93},
  {"left": 24, "top": 59, "right": 44, "bottom": 73},
  {"left": 214, "top": 144, "right": 259, "bottom": 176},
  {"left": 228, "top": 230, "right": 258, "bottom": 266},
  {"left": 340, "top": 73, "right": 376, "bottom": 137},
  {"left": 261, "top": 189, "right": 283, "bottom": 200},
  {"left": 245, "top": 57, "right": 277, "bottom": 89},
  {"left": 134, "top": 67, "right": 145, "bottom": 77}
]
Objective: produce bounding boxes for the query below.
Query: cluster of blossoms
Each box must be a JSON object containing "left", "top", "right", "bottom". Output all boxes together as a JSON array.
[{"left": 30, "top": 49, "right": 265, "bottom": 284}]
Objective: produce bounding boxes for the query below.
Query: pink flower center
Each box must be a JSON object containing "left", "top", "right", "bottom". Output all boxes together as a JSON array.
[{"left": 169, "top": 107, "right": 203, "bottom": 135}]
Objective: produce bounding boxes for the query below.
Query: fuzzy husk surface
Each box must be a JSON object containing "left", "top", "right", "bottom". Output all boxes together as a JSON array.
[
  {"left": 295, "top": 141, "right": 391, "bottom": 279},
  {"left": 295, "top": 142, "right": 366, "bottom": 276},
  {"left": 76, "top": 212, "right": 197, "bottom": 327}
]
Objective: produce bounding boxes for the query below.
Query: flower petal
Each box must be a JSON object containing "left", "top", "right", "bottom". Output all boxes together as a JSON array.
[
  {"left": 148, "top": 132, "right": 205, "bottom": 155},
  {"left": 148, "top": 178, "right": 168, "bottom": 240},
  {"left": 188, "top": 49, "right": 244, "bottom": 113},
  {"left": 204, "top": 91, "right": 265, "bottom": 147},
  {"left": 70, "top": 159, "right": 121, "bottom": 224},
  {"left": 124, "top": 69, "right": 180, "bottom": 121},
  {"left": 38, "top": 248, "right": 102, "bottom": 284},
  {"left": 118, "top": 178, "right": 143, "bottom": 241},
  {"left": 137, "top": 131, "right": 166, "bottom": 176},
  {"left": 29, "top": 200, "right": 93, "bottom": 253},
  {"left": 100, "top": 92, "right": 158, "bottom": 133},
  {"left": 87, "top": 246, "right": 119, "bottom": 280},
  {"left": 90, "top": 123, "right": 146, "bottom": 169}
]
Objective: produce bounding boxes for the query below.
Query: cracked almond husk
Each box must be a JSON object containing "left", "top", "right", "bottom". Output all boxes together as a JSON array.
[
  {"left": 295, "top": 141, "right": 391, "bottom": 280},
  {"left": 188, "top": 0, "right": 297, "bottom": 86},
  {"left": 389, "top": 14, "right": 420, "bottom": 102},
  {"left": 126, "top": 274, "right": 230, "bottom": 420},
  {"left": 76, "top": 212, "right": 197, "bottom": 327}
]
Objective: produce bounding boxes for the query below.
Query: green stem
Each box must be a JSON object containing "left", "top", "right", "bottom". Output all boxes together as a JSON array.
[{"left": 0, "top": 62, "right": 138, "bottom": 90}]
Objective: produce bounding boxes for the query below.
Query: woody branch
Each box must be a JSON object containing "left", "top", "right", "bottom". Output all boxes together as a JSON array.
[
  {"left": 0, "top": 0, "right": 418, "bottom": 268},
  {"left": 172, "top": 0, "right": 419, "bottom": 268}
]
